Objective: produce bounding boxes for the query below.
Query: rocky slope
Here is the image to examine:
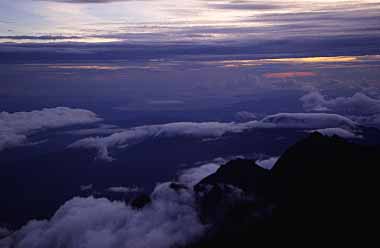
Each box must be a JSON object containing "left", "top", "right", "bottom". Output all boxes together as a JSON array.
[{"left": 190, "top": 133, "right": 379, "bottom": 246}]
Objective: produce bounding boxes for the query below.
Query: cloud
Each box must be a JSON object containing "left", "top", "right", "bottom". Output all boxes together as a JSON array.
[
  {"left": 300, "top": 92, "right": 380, "bottom": 115},
  {"left": 257, "top": 157, "right": 279, "bottom": 170},
  {"left": 80, "top": 184, "right": 93, "bottom": 191},
  {"left": 263, "top": 71, "right": 317, "bottom": 79},
  {"left": 2, "top": 164, "right": 209, "bottom": 248},
  {"left": 0, "top": 227, "right": 11, "bottom": 238},
  {"left": 260, "top": 113, "right": 357, "bottom": 129},
  {"left": 39, "top": 0, "right": 134, "bottom": 3},
  {"left": 208, "top": 2, "right": 281, "bottom": 11},
  {"left": 68, "top": 121, "right": 260, "bottom": 161},
  {"left": 349, "top": 114, "right": 380, "bottom": 127},
  {"left": 148, "top": 100, "right": 184, "bottom": 105},
  {"left": 107, "top": 186, "right": 142, "bottom": 193},
  {"left": 178, "top": 163, "right": 221, "bottom": 187},
  {"left": 0, "top": 35, "right": 81, "bottom": 40},
  {"left": 308, "top": 128, "right": 362, "bottom": 139},
  {"left": 64, "top": 124, "right": 124, "bottom": 136},
  {"left": 235, "top": 111, "right": 258, "bottom": 121},
  {"left": 0, "top": 107, "right": 101, "bottom": 151},
  {"left": 69, "top": 113, "right": 357, "bottom": 161}
]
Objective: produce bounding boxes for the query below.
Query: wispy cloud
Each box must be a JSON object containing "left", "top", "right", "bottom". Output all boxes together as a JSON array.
[{"left": 263, "top": 71, "right": 317, "bottom": 79}]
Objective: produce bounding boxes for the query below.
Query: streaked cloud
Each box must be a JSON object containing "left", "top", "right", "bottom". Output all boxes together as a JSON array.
[
  {"left": 1, "top": 0, "right": 380, "bottom": 53},
  {"left": 47, "top": 65, "right": 127, "bottom": 70},
  {"left": 265, "top": 56, "right": 359, "bottom": 63},
  {"left": 263, "top": 71, "right": 317, "bottom": 79},
  {"left": 106, "top": 186, "right": 142, "bottom": 193}
]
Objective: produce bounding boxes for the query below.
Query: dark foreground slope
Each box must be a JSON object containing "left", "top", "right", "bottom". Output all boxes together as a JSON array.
[{"left": 191, "top": 133, "right": 379, "bottom": 247}]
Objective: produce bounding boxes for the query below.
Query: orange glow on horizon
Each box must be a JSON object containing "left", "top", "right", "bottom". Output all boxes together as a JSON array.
[{"left": 263, "top": 71, "right": 317, "bottom": 79}]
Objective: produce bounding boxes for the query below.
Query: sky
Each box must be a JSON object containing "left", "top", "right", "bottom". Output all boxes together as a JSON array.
[
  {"left": 2, "top": 1, "right": 380, "bottom": 247},
  {"left": 1, "top": 0, "right": 380, "bottom": 61}
]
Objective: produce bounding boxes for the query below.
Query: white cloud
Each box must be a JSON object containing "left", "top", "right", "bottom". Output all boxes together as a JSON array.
[
  {"left": 5, "top": 156, "right": 261, "bottom": 248},
  {"left": 256, "top": 157, "right": 279, "bottom": 170},
  {"left": 178, "top": 163, "right": 221, "bottom": 187},
  {"left": 0, "top": 107, "right": 101, "bottom": 151},
  {"left": 300, "top": 92, "right": 380, "bottom": 115},
  {"left": 3, "top": 167, "right": 209, "bottom": 248},
  {"left": 308, "top": 128, "right": 362, "bottom": 139},
  {"left": 69, "top": 113, "right": 358, "bottom": 161},
  {"left": 68, "top": 121, "right": 260, "bottom": 161},
  {"left": 260, "top": 113, "right": 357, "bottom": 129}
]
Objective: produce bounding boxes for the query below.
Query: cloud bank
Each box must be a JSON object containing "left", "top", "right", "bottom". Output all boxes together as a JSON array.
[
  {"left": 178, "top": 162, "right": 221, "bottom": 187},
  {"left": 1, "top": 161, "right": 223, "bottom": 248},
  {"left": 69, "top": 113, "right": 358, "bottom": 161},
  {"left": 68, "top": 121, "right": 260, "bottom": 161},
  {"left": 260, "top": 113, "right": 357, "bottom": 129},
  {"left": 0, "top": 107, "right": 101, "bottom": 151},
  {"left": 309, "top": 128, "right": 362, "bottom": 139},
  {"left": 301, "top": 92, "right": 380, "bottom": 115}
]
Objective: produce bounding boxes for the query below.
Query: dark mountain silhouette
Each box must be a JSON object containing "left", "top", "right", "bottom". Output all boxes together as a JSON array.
[{"left": 190, "top": 133, "right": 379, "bottom": 247}]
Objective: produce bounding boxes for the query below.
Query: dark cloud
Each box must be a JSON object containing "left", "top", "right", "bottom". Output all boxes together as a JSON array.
[
  {"left": 1, "top": 35, "right": 380, "bottom": 63},
  {"left": 0, "top": 35, "right": 81, "bottom": 40},
  {"left": 209, "top": 2, "right": 280, "bottom": 11},
  {"left": 39, "top": 0, "right": 137, "bottom": 3}
]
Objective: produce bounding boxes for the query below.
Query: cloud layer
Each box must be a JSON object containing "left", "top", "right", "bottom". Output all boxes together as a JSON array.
[
  {"left": 1, "top": 160, "right": 228, "bottom": 248},
  {"left": 0, "top": 107, "right": 101, "bottom": 151},
  {"left": 309, "top": 128, "right": 362, "bottom": 139},
  {"left": 301, "top": 92, "right": 380, "bottom": 115},
  {"left": 69, "top": 113, "right": 358, "bottom": 161},
  {"left": 260, "top": 113, "right": 357, "bottom": 129}
]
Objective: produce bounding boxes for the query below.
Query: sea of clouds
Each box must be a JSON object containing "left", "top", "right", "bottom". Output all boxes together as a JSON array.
[
  {"left": 0, "top": 160, "right": 223, "bottom": 248},
  {"left": 0, "top": 107, "right": 101, "bottom": 151},
  {"left": 68, "top": 112, "right": 359, "bottom": 161}
]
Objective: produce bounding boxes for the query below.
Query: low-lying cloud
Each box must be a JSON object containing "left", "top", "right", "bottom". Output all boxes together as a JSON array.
[
  {"left": 301, "top": 92, "right": 380, "bottom": 115},
  {"left": 1, "top": 160, "right": 226, "bottom": 248},
  {"left": 0, "top": 107, "right": 101, "bottom": 151},
  {"left": 69, "top": 113, "right": 358, "bottom": 161},
  {"left": 260, "top": 113, "right": 357, "bottom": 129},
  {"left": 309, "top": 128, "right": 362, "bottom": 139}
]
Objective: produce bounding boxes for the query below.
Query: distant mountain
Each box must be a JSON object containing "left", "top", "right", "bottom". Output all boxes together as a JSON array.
[{"left": 191, "top": 133, "right": 379, "bottom": 246}]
